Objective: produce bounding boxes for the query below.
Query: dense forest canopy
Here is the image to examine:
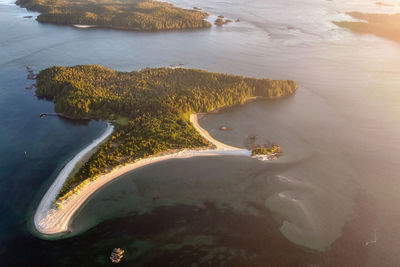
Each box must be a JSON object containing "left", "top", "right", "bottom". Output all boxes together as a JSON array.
[
  {"left": 334, "top": 12, "right": 400, "bottom": 43},
  {"left": 36, "top": 65, "right": 297, "bottom": 204},
  {"left": 16, "top": 0, "right": 211, "bottom": 31}
]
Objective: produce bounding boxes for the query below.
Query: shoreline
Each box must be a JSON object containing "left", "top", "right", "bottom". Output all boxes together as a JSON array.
[
  {"left": 16, "top": 1, "right": 212, "bottom": 32},
  {"left": 34, "top": 123, "right": 114, "bottom": 235},
  {"left": 73, "top": 25, "right": 96, "bottom": 29},
  {"left": 34, "top": 114, "right": 251, "bottom": 235}
]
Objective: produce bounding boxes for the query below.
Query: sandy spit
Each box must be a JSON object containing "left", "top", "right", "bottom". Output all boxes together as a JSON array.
[{"left": 34, "top": 114, "right": 250, "bottom": 235}]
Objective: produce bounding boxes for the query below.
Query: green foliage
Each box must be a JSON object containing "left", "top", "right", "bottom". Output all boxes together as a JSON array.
[
  {"left": 35, "top": 65, "right": 297, "bottom": 201},
  {"left": 251, "top": 145, "right": 280, "bottom": 156},
  {"left": 16, "top": 0, "right": 211, "bottom": 31},
  {"left": 115, "top": 116, "right": 129, "bottom": 126}
]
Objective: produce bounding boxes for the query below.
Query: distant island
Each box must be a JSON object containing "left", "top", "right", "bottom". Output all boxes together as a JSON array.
[
  {"left": 334, "top": 12, "right": 400, "bottom": 43},
  {"left": 16, "top": 0, "right": 211, "bottom": 31},
  {"left": 34, "top": 65, "right": 297, "bottom": 234}
]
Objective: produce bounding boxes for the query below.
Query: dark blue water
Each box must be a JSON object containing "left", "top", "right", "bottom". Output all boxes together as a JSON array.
[
  {"left": 0, "top": 64, "right": 107, "bottom": 261},
  {"left": 0, "top": 6, "right": 109, "bottom": 264},
  {"left": 2, "top": 0, "right": 400, "bottom": 265}
]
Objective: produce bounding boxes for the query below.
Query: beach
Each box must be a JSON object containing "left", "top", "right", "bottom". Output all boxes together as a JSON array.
[
  {"left": 3, "top": 0, "right": 400, "bottom": 264},
  {"left": 72, "top": 25, "right": 96, "bottom": 29},
  {"left": 34, "top": 123, "right": 114, "bottom": 234},
  {"left": 34, "top": 114, "right": 251, "bottom": 235}
]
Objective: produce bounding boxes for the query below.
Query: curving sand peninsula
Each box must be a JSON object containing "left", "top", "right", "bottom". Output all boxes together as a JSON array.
[{"left": 34, "top": 114, "right": 251, "bottom": 235}]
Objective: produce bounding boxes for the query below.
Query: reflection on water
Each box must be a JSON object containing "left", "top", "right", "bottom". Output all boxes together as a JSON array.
[
  {"left": 198, "top": 100, "right": 358, "bottom": 250},
  {"left": 1, "top": 0, "right": 400, "bottom": 265},
  {"left": 74, "top": 100, "right": 355, "bottom": 251}
]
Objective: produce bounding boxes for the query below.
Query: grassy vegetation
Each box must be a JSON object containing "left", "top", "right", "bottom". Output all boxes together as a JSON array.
[
  {"left": 115, "top": 116, "right": 129, "bottom": 126},
  {"left": 35, "top": 65, "right": 297, "bottom": 204},
  {"left": 16, "top": 0, "right": 211, "bottom": 31},
  {"left": 334, "top": 12, "right": 400, "bottom": 43}
]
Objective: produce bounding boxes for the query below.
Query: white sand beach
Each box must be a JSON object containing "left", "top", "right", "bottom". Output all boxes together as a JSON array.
[
  {"left": 34, "top": 114, "right": 251, "bottom": 235},
  {"left": 73, "top": 25, "right": 96, "bottom": 29}
]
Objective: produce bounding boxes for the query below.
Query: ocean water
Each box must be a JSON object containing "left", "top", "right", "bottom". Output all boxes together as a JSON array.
[{"left": 1, "top": 0, "right": 400, "bottom": 266}]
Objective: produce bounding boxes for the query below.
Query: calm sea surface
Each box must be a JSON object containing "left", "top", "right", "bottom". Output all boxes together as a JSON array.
[{"left": 1, "top": 0, "right": 400, "bottom": 266}]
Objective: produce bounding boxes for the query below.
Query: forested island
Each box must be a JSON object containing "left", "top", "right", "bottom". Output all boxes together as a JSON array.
[
  {"left": 36, "top": 65, "right": 297, "bottom": 205},
  {"left": 16, "top": 0, "right": 211, "bottom": 31},
  {"left": 251, "top": 145, "right": 282, "bottom": 161},
  {"left": 251, "top": 145, "right": 281, "bottom": 156},
  {"left": 334, "top": 12, "right": 400, "bottom": 43}
]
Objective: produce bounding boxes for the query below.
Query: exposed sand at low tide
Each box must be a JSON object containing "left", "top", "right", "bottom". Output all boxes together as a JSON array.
[{"left": 34, "top": 114, "right": 250, "bottom": 235}]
